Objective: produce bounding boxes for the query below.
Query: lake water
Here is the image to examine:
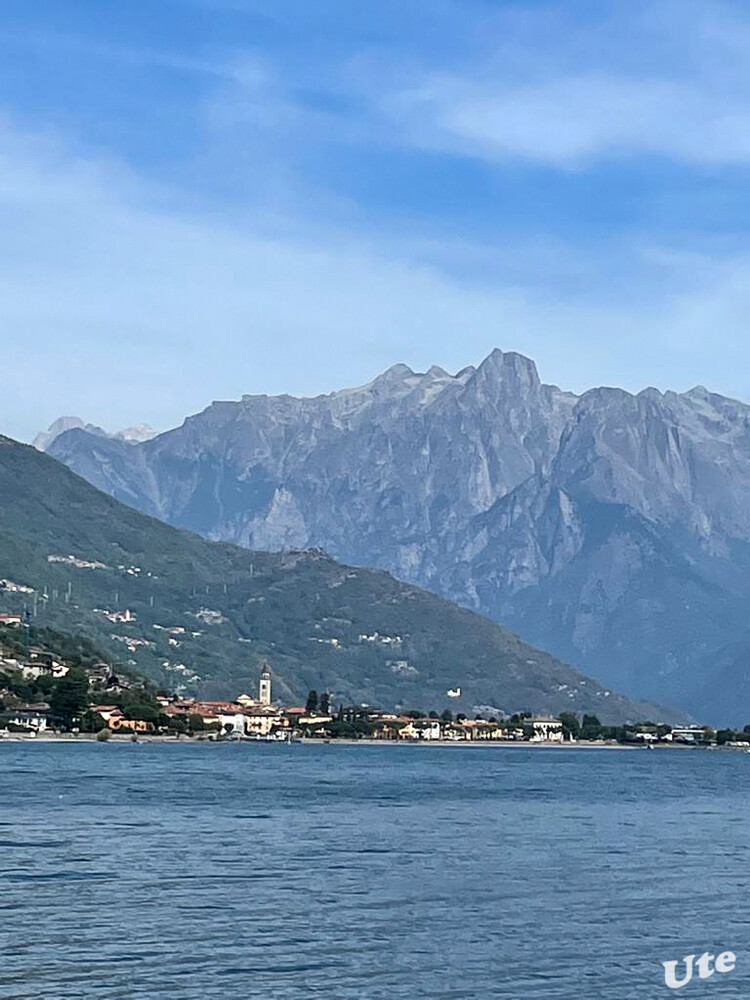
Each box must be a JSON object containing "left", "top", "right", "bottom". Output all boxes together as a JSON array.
[{"left": 1, "top": 743, "right": 749, "bottom": 999}]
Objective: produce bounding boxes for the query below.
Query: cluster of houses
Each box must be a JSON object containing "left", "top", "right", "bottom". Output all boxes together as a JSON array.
[
  {"left": 0, "top": 630, "right": 728, "bottom": 745},
  {"left": 87, "top": 665, "right": 573, "bottom": 741},
  {"left": 90, "top": 701, "right": 569, "bottom": 742},
  {"left": 367, "top": 714, "right": 567, "bottom": 743},
  {"left": 0, "top": 642, "right": 135, "bottom": 734},
  {"left": 96, "top": 665, "right": 282, "bottom": 736},
  {"left": 1, "top": 645, "right": 71, "bottom": 683},
  {"left": 0, "top": 649, "right": 572, "bottom": 740}
]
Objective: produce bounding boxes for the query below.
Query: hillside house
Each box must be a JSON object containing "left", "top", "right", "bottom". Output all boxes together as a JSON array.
[{"left": 91, "top": 705, "right": 119, "bottom": 724}]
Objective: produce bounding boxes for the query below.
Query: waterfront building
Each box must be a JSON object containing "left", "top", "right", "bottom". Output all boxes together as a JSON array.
[
  {"left": 91, "top": 705, "right": 120, "bottom": 724},
  {"left": 218, "top": 711, "right": 248, "bottom": 735},
  {"left": 669, "top": 726, "right": 713, "bottom": 743},
  {"left": 528, "top": 717, "right": 564, "bottom": 742},
  {"left": 411, "top": 719, "right": 443, "bottom": 740},
  {"left": 1, "top": 702, "right": 50, "bottom": 732},
  {"left": 244, "top": 707, "right": 287, "bottom": 736}
]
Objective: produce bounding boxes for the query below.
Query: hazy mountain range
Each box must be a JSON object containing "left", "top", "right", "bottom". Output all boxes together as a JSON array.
[
  {"left": 34, "top": 417, "right": 157, "bottom": 452},
  {"left": 0, "top": 435, "right": 671, "bottom": 723},
  {"left": 42, "top": 348, "right": 750, "bottom": 723}
]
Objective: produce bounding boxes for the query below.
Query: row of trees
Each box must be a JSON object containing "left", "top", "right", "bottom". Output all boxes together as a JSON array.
[
  {"left": 304, "top": 690, "right": 331, "bottom": 714},
  {"left": 714, "top": 726, "right": 750, "bottom": 745}
]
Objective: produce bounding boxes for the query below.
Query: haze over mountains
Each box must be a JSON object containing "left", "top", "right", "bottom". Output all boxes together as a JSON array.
[
  {"left": 34, "top": 417, "right": 157, "bottom": 452},
  {"left": 43, "top": 348, "right": 750, "bottom": 723}
]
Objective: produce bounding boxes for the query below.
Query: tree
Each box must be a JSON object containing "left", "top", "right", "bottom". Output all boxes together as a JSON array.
[
  {"left": 80, "top": 710, "right": 106, "bottom": 733},
  {"left": 716, "top": 728, "right": 736, "bottom": 746},
  {"left": 440, "top": 709, "right": 453, "bottom": 723},
  {"left": 166, "top": 713, "right": 186, "bottom": 733},
  {"left": 187, "top": 713, "right": 206, "bottom": 733},
  {"left": 305, "top": 690, "right": 319, "bottom": 713},
  {"left": 328, "top": 718, "right": 375, "bottom": 739},
  {"left": 559, "top": 713, "right": 581, "bottom": 740},
  {"left": 319, "top": 691, "right": 331, "bottom": 714},
  {"left": 122, "top": 702, "right": 159, "bottom": 725},
  {"left": 581, "top": 714, "right": 603, "bottom": 741},
  {"left": 49, "top": 671, "right": 89, "bottom": 729}
]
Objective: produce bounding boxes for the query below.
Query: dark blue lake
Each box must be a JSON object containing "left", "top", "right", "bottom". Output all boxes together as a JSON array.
[{"left": 1, "top": 743, "right": 749, "bottom": 998}]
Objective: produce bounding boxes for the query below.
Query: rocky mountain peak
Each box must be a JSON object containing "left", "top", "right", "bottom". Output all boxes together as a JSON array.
[
  {"left": 373, "top": 362, "right": 416, "bottom": 383},
  {"left": 35, "top": 417, "right": 157, "bottom": 452},
  {"left": 685, "top": 384, "right": 711, "bottom": 400},
  {"left": 33, "top": 416, "right": 108, "bottom": 451},
  {"left": 466, "top": 348, "right": 542, "bottom": 396},
  {"left": 115, "top": 423, "right": 158, "bottom": 444},
  {"left": 637, "top": 387, "right": 665, "bottom": 402}
]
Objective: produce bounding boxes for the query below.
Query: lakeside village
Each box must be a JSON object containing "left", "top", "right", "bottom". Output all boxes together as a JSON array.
[{"left": 0, "top": 615, "right": 746, "bottom": 747}]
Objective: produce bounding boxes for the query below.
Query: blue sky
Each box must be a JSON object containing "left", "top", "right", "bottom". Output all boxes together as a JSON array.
[{"left": 3, "top": 0, "right": 750, "bottom": 440}]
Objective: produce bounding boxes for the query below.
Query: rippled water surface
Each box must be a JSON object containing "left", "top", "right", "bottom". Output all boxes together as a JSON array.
[{"left": 1, "top": 742, "right": 750, "bottom": 998}]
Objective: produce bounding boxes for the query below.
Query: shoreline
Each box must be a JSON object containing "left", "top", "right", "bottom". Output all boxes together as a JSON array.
[{"left": 0, "top": 733, "right": 708, "bottom": 749}]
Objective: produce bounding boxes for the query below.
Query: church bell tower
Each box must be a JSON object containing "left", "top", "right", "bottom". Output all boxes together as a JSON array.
[{"left": 259, "top": 662, "right": 272, "bottom": 706}]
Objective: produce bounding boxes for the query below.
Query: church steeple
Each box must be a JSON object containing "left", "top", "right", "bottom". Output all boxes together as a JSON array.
[{"left": 259, "top": 661, "right": 272, "bottom": 706}]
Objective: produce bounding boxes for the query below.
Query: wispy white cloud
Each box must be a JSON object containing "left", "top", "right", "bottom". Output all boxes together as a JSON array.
[
  {"left": 2, "top": 118, "right": 750, "bottom": 444},
  {"left": 368, "top": 0, "right": 750, "bottom": 167},
  {"left": 190, "top": 0, "right": 750, "bottom": 172},
  {"left": 382, "top": 74, "right": 750, "bottom": 167},
  {"left": 1, "top": 26, "right": 236, "bottom": 80}
]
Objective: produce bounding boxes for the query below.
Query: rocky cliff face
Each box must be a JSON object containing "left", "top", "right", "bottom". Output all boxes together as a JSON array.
[{"left": 46, "top": 350, "right": 750, "bottom": 723}]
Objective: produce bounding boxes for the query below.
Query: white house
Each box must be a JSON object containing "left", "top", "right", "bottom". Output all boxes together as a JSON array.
[
  {"left": 528, "top": 717, "right": 565, "bottom": 742},
  {"left": 219, "top": 712, "right": 248, "bottom": 735},
  {"left": 4, "top": 703, "right": 50, "bottom": 732}
]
